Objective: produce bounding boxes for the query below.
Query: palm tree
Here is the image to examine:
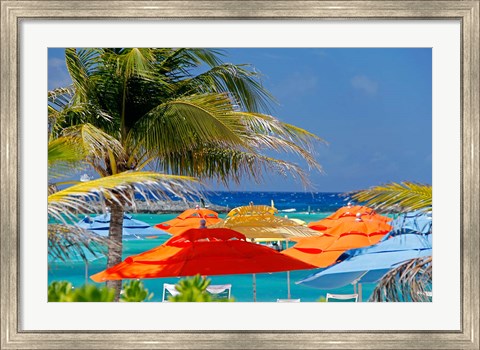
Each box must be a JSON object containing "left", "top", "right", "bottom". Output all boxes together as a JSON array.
[
  {"left": 352, "top": 182, "right": 432, "bottom": 302},
  {"left": 48, "top": 48, "right": 325, "bottom": 299}
]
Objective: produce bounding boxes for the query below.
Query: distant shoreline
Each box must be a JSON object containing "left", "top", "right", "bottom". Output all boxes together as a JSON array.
[
  {"left": 86, "top": 191, "right": 357, "bottom": 215},
  {"left": 124, "top": 200, "right": 228, "bottom": 214}
]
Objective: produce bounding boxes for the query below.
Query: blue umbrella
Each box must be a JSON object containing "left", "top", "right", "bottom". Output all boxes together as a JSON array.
[
  {"left": 296, "top": 233, "right": 432, "bottom": 296},
  {"left": 388, "top": 210, "right": 432, "bottom": 237},
  {"left": 77, "top": 213, "right": 167, "bottom": 240}
]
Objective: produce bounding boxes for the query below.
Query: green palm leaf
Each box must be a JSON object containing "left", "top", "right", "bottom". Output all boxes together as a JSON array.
[
  {"left": 351, "top": 182, "right": 432, "bottom": 213},
  {"left": 157, "top": 48, "right": 224, "bottom": 74},
  {"left": 48, "top": 171, "right": 199, "bottom": 224},
  {"left": 48, "top": 137, "right": 85, "bottom": 163},
  {"left": 48, "top": 224, "right": 114, "bottom": 263},
  {"left": 60, "top": 123, "right": 126, "bottom": 175},
  {"left": 48, "top": 137, "right": 86, "bottom": 179},
  {"left": 133, "top": 93, "right": 250, "bottom": 155},
  {"left": 110, "top": 48, "right": 155, "bottom": 80},
  {"left": 150, "top": 147, "right": 312, "bottom": 187},
  {"left": 243, "top": 133, "right": 323, "bottom": 172},
  {"left": 48, "top": 86, "right": 75, "bottom": 107},
  {"left": 181, "top": 63, "right": 277, "bottom": 113},
  {"left": 65, "top": 48, "right": 100, "bottom": 104},
  {"left": 132, "top": 96, "right": 324, "bottom": 176},
  {"left": 369, "top": 257, "right": 432, "bottom": 302}
]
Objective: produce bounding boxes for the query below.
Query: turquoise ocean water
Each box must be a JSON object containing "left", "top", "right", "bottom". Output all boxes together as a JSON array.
[{"left": 49, "top": 197, "right": 379, "bottom": 302}]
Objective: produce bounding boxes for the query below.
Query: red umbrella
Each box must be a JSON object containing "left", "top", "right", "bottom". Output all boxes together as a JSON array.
[{"left": 91, "top": 228, "right": 316, "bottom": 281}]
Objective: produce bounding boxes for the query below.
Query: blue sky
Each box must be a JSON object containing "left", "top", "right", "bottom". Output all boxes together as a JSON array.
[{"left": 48, "top": 48, "right": 432, "bottom": 192}]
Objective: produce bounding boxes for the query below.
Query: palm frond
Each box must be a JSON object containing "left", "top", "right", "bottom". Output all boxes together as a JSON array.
[
  {"left": 351, "top": 182, "right": 432, "bottom": 213},
  {"left": 60, "top": 123, "right": 126, "bottom": 175},
  {"left": 237, "top": 112, "right": 326, "bottom": 146},
  {"left": 48, "top": 137, "right": 85, "bottom": 161},
  {"left": 48, "top": 224, "right": 117, "bottom": 263},
  {"left": 48, "top": 87, "right": 75, "bottom": 137},
  {"left": 155, "top": 48, "right": 225, "bottom": 78},
  {"left": 148, "top": 147, "right": 312, "bottom": 187},
  {"left": 369, "top": 256, "right": 432, "bottom": 302},
  {"left": 48, "top": 137, "right": 86, "bottom": 179},
  {"left": 132, "top": 93, "right": 250, "bottom": 155},
  {"left": 244, "top": 133, "right": 323, "bottom": 172},
  {"left": 98, "top": 49, "right": 173, "bottom": 103},
  {"left": 132, "top": 94, "right": 324, "bottom": 175},
  {"left": 181, "top": 63, "right": 277, "bottom": 113},
  {"left": 65, "top": 48, "right": 100, "bottom": 103},
  {"left": 61, "top": 49, "right": 123, "bottom": 137},
  {"left": 48, "top": 86, "right": 75, "bottom": 107},
  {"left": 49, "top": 101, "right": 116, "bottom": 141},
  {"left": 48, "top": 171, "right": 200, "bottom": 224},
  {"left": 275, "top": 121, "right": 328, "bottom": 147},
  {"left": 117, "top": 48, "right": 154, "bottom": 78}
]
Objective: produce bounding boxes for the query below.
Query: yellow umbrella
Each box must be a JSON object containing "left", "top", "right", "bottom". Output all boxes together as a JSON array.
[
  {"left": 211, "top": 204, "right": 321, "bottom": 240},
  {"left": 287, "top": 217, "right": 307, "bottom": 226}
]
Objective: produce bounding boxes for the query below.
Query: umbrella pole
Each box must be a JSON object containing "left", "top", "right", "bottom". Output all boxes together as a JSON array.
[
  {"left": 358, "top": 283, "right": 363, "bottom": 302},
  {"left": 287, "top": 271, "right": 291, "bottom": 299},
  {"left": 253, "top": 274, "right": 257, "bottom": 302},
  {"left": 85, "top": 261, "right": 89, "bottom": 285},
  {"left": 285, "top": 237, "right": 292, "bottom": 299}
]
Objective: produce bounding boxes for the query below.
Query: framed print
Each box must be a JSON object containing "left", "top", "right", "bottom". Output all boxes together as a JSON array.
[{"left": 1, "top": 1, "right": 479, "bottom": 349}]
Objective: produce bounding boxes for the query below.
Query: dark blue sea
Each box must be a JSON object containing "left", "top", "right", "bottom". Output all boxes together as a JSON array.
[{"left": 204, "top": 191, "right": 350, "bottom": 213}]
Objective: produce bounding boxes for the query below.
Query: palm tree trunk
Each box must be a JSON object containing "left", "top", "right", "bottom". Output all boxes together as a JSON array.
[{"left": 106, "top": 201, "right": 124, "bottom": 301}]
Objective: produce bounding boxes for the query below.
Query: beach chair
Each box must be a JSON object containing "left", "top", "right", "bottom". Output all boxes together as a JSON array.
[
  {"left": 205, "top": 284, "right": 232, "bottom": 300},
  {"left": 277, "top": 299, "right": 301, "bottom": 302},
  {"left": 162, "top": 283, "right": 232, "bottom": 301},
  {"left": 326, "top": 293, "right": 358, "bottom": 302}
]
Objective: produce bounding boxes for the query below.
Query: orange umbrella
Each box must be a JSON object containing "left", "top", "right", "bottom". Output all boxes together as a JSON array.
[
  {"left": 323, "top": 216, "right": 392, "bottom": 237},
  {"left": 91, "top": 228, "right": 316, "bottom": 282},
  {"left": 282, "top": 217, "right": 392, "bottom": 268},
  {"left": 308, "top": 206, "right": 391, "bottom": 232},
  {"left": 308, "top": 214, "right": 391, "bottom": 232},
  {"left": 326, "top": 204, "right": 376, "bottom": 220},
  {"left": 154, "top": 207, "right": 222, "bottom": 235}
]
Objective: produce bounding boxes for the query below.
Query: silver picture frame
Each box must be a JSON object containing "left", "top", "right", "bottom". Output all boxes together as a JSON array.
[{"left": 1, "top": 1, "right": 479, "bottom": 348}]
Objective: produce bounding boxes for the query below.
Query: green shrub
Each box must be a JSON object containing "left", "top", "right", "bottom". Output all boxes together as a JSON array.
[
  {"left": 120, "top": 280, "right": 153, "bottom": 302},
  {"left": 67, "top": 284, "right": 115, "bottom": 302},
  {"left": 48, "top": 281, "right": 115, "bottom": 302},
  {"left": 48, "top": 281, "right": 74, "bottom": 302}
]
